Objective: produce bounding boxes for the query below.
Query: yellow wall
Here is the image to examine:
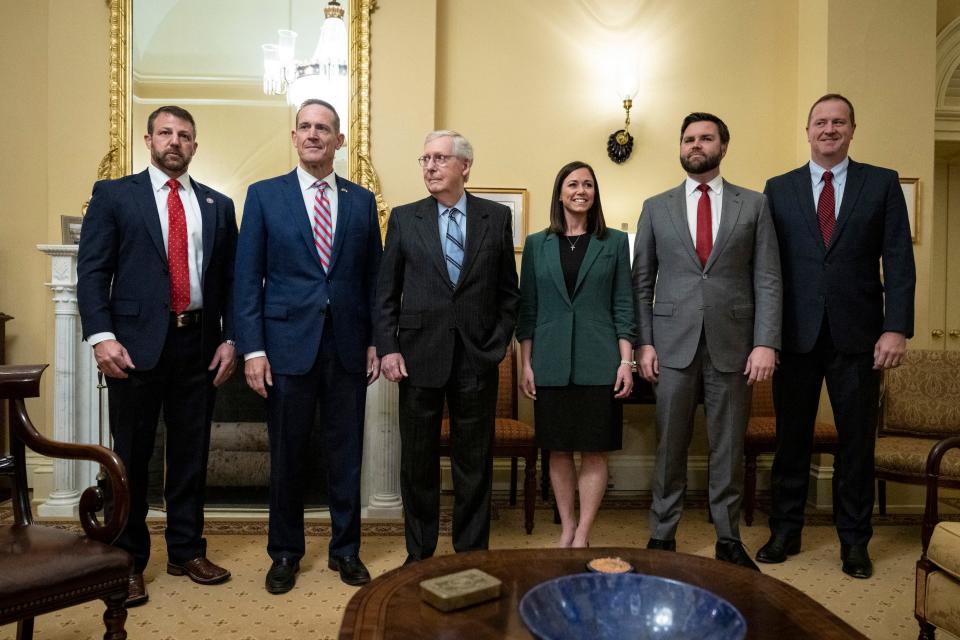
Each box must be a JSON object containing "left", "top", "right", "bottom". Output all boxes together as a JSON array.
[{"left": 0, "top": 0, "right": 941, "bottom": 496}]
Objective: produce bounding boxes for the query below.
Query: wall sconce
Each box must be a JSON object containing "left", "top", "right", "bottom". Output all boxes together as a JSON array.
[{"left": 607, "top": 95, "right": 636, "bottom": 164}]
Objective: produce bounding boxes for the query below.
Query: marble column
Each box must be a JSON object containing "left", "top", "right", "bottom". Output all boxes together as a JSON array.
[
  {"left": 36, "top": 245, "right": 86, "bottom": 516},
  {"left": 363, "top": 376, "right": 403, "bottom": 518}
]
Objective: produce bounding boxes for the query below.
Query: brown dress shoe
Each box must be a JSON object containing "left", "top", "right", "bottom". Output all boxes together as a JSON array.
[
  {"left": 167, "top": 556, "right": 231, "bottom": 585},
  {"left": 126, "top": 573, "right": 148, "bottom": 607}
]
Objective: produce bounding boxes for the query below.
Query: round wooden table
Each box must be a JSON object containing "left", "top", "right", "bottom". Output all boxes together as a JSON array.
[{"left": 339, "top": 547, "right": 867, "bottom": 639}]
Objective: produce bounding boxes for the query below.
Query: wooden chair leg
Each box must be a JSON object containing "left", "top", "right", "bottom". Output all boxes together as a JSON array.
[
  {"left": 16, "top": 617, "right": 34, "bottom": 640},
  {"left": 744, "top": 453, "right": 758, "bottom": 526},
  {"left": 523, "top": 453, "right": 536, "bottom": 534},
  {"left": 540, "top": 449, "right": 552, "bottom": 501},
  {"left": 102, "top": 589, "right": 128, "bottom": 640},
  {"left": 510, "top": 457, "right": 519, "bottom": 506},
  {"left": 878, "top": 479, "right": 887, "bottom": 516}
]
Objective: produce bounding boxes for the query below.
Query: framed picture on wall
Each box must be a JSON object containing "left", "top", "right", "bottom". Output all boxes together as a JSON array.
[
  {"left": 60, "top": 215, "right": 83, "bottom": 245},
  {"left": 467, "top": 187, "right": 529, "bottom": 252},
  {"left": 899, "top": 177, "right": 919, "bottom": 243}
]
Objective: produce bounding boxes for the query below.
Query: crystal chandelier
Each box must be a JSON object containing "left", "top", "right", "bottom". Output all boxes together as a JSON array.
[{"left": 262, "top": 1, "right": 348, "bottom": 119}]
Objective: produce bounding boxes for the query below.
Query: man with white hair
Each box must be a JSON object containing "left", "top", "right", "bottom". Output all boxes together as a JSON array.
[{"left": 375, "top": 130, "right": 519, "bottom": 563}]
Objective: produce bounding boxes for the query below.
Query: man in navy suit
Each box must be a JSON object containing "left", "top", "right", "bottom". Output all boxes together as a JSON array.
[
  {"left": 234, "top": 99, "right": 382, "bottom": 593},
  {"left": 756, "top": 94, "right": 916, "bottom": 578},
  {"left": 78, "top": 105, "right": 237, "bottom": 606}
]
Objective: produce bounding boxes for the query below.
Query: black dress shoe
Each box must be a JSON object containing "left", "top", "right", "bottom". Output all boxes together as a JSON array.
[
  {"left": 715, "top": 540, "right": 761, "bottom": 571},
  {"left": 646, "top": 538, "right": 677, "bottom": 551},
  {"left": 265, "top": 557, "right": 300, "bottom": 594},
  {"left": 329, "top": 555, "right": 371, "bottom": 586},
  {"left": 841, "top": 544, "right": 873, "bottom": 579},
  {"left": 755, "top": 533, "right": 802, "bottom": 564},
  {"left": 402, "top": 555, "right": 420, "bottom": 567}
]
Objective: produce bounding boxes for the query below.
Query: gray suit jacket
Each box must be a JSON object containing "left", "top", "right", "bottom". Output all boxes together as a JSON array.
[{"left": 632, "top": 179, "right": 782, "bottom": 373}]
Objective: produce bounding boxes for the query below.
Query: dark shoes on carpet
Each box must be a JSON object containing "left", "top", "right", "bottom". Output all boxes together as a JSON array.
[
  {"left": 756, "top": 533, "right": 802, "bottom": 564},
  {"left": 646, "top": 538, "right": 677, "bottom": 551},
  {"left": 126, "top": 573, "right": 148, "bottom": 607},
  {"left": 265, "top": 557, "right": 300, "bottom": 594},
  {"left": 328, "top": 555, "right": 371, "bottom": 586},
  {"left": 167, "top": 556, "right": 231, "bottom": 585},
  {"left": 841, "top": 544, "right": 873, "bottom": 579},
  {"left": 715, "top": 540, "right": 760, "bottom": 571}
]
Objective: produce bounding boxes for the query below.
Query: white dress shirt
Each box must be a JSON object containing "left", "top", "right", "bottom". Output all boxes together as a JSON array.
[
  {"left": 88, "top": 164, "right": 204, "bottom": 346},
  {"left": 684, "top": 174, "right": 724, "bottom": 243}
]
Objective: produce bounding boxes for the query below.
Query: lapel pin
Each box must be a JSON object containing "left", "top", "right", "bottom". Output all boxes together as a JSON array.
[
  {"left": 340, "top": 188, "right": 348, "bottom": 193},
  {"left": 206, "top": 197, "right": 214, "bottom": 204}
]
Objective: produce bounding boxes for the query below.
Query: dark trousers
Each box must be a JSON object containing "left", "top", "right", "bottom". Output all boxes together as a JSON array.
[
  {"left": 398, "top": 343, "right": 497, "bottom": 560},
  {"left": 266, "top": 320, "right": 367, "bottom": 562},
  {"left": 770, "top": 323, "right": 880, "bottom": 546},
  {"left": 107, "top": 322, "right": 213, "bottom": 572}
]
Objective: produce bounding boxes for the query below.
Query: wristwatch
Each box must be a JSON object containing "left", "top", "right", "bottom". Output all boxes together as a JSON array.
[{"left": 620, "top": 359, "right": 636, "bottom": 367}]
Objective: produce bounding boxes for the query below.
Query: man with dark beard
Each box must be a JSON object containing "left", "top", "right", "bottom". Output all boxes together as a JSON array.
[
  {"left": 78, "top": 105, "right": 237, "bottom": 606},
  {"left": 631, "top": 112, "right": 781, "bottom": 570}
]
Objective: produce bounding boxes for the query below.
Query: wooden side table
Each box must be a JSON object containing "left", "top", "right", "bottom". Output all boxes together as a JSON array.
[{"left": 340, "top": 547, "right": 867, "bottom": 639}]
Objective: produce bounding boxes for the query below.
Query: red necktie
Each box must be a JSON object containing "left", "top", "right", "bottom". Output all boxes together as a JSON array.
[
  {"left": 312, "top": 180, "right": 333, "bottom": 270},
  {"left": 695, "top": 183, "right": 713, "bottom": 267},
  {"left": 166, "top": 178, "right": 190, "bottom": 314},
  {"left": 817, "top": 170, "right": 836, "bottom": 246}
]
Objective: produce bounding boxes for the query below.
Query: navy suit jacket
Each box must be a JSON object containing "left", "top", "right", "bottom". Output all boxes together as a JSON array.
[
  {"left": 77, "top": 169, "right": 237, "bottom": 370},
  {"left": 234, "top": 170, "right": 382, "bottom": 375},
  {"left": 764, "top": 159, "right": 916, "bottom": 354}
]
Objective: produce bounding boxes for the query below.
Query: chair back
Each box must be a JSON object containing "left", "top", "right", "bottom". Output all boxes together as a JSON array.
[
  {"left": 881, "top": 350, "right": 960, "bottom": 437},
  {"left": 749, "top": 378, "right": 775, "bottom": 418},
  {"left": 495, "top": 341, "right": 518, "bottom": 420}
]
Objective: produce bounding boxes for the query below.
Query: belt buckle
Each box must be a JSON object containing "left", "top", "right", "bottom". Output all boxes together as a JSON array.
[{"left": 174, "top": 311, "right": 197, "bottom": 328}]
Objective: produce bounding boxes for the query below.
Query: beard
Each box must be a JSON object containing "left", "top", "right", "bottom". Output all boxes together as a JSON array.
[
  {"left": 152, "top": 147, "right": 190, "bottom": 173},
  {"left": 680, "top": 149, "right": 722, "bottom": 175}
]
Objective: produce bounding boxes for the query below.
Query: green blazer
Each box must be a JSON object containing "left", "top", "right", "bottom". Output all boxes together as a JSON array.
[{"left": 516, "top": 228, "right": 636, "bottom": 386}]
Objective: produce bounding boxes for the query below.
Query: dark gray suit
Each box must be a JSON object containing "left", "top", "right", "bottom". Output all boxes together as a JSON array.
[
  {"left": 375, "top": 192, "right": 519, "bottom": 558},
  {"left": 632, "top": 179, "right": 781, "bottom": 542}
]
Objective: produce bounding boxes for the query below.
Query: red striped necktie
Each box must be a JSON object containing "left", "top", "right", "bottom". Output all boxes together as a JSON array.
[{"left": 312, "top": 180, "right": 333, "bottom": 270}]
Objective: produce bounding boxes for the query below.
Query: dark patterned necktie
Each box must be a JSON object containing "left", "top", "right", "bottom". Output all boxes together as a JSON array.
[
  {"left": 817, "top": 171, "right": 835, "bottom": 246},
  {"left": 166, "top": 178, "right": 190, "bottom": 314}
]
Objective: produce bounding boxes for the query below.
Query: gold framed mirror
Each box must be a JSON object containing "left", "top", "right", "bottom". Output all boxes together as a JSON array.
[{"left": 104, "top": 0, "right": 386, "bottom": 223}]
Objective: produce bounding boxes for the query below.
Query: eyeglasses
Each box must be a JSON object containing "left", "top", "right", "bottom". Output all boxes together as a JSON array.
[{"left": 417, "top": 154, "right": 457, "bottom": 167}]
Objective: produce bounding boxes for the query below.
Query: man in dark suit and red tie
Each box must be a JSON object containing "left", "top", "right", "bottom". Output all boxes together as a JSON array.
[
  {"left": 78, "top": 105, "right": 237, "bottom": 607},
  {"left": 375, "top": 130, "right": 520, "bottom": 564},
  {"left": 757, "top": 94, "right": 916, "bottom": 578},
  {"left": 234, "top": 99, "right": 382, "bottom": 593}
]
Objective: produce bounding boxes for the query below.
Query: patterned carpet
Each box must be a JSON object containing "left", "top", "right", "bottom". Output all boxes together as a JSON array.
[{"left": 2, "top": 497, "right": 959, "bottom": 640}]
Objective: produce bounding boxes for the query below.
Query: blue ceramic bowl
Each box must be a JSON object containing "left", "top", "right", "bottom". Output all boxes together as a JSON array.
[{"left": 518, "top": 572, "right": 746, "bottom": 640}]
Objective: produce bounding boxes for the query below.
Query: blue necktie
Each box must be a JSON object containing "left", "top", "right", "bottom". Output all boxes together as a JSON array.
[{"left": 444, "top": 208, "right": 464, "bottom": 286}]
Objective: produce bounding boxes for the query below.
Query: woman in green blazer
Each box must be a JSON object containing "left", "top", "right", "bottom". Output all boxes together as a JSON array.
[{"left": 517, "top": 161, "right": 637, "bottom": 548}]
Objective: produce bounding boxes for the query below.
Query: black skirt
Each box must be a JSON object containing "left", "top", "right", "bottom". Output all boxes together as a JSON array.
[{"left": 534, "top": 385, "right": 623, "bottom": 452}]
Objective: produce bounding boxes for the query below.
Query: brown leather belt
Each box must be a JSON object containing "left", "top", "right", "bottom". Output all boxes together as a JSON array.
[{"left": 171, "top": 309, "right": 202, "bottom": 329}]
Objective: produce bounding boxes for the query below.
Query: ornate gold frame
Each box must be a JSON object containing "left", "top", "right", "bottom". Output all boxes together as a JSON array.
[{"left": 103, "top": 0, "right": 388, "bottom": 226}]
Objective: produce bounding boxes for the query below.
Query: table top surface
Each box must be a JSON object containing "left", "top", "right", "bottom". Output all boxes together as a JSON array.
[{"left": 339, "top": 547, "right": 867, "bottom": 639}]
